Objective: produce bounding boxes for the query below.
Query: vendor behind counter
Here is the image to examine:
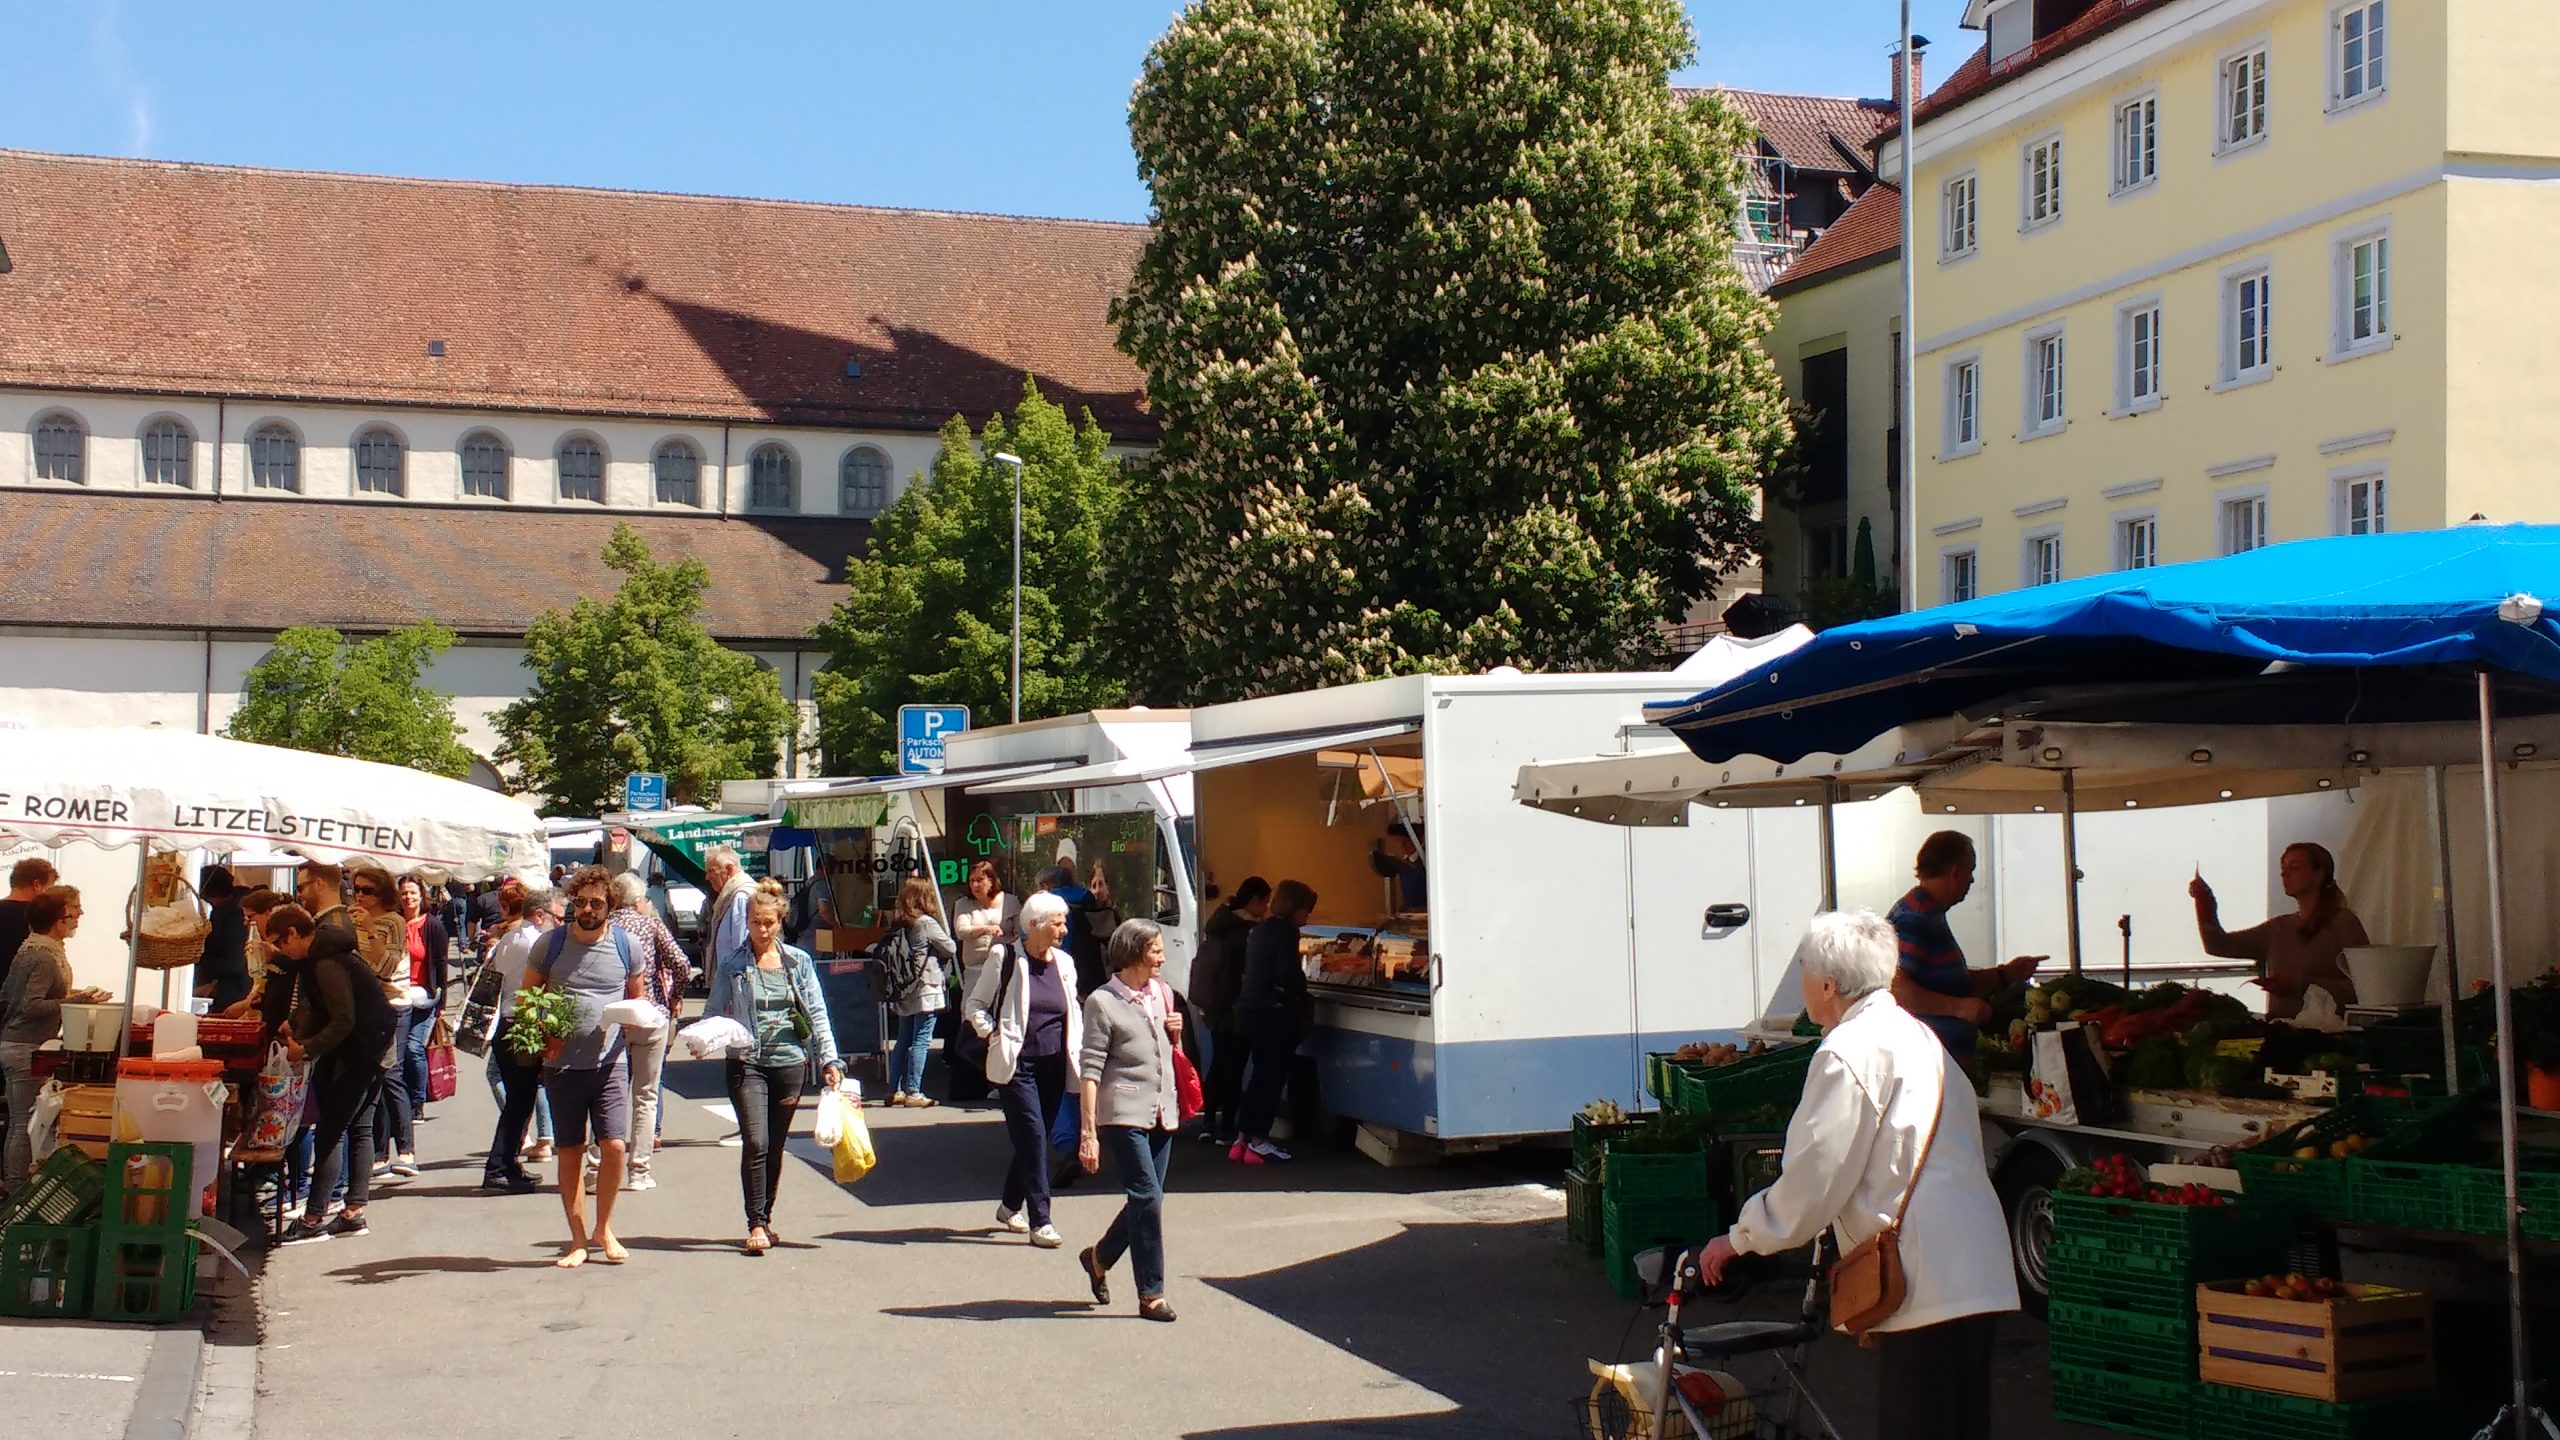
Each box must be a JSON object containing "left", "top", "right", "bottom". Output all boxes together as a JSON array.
[{"left": 2189, "top": 841, "right": 2366, "bottom": 1021}]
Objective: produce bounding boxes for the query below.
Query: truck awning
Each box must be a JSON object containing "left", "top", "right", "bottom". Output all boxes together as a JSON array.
[{"left": 968, "top": 720, "right": 1422, "bottom": 795}]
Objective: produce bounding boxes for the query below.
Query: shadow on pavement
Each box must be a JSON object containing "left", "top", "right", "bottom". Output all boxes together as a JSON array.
[
  {"left": 880, "top": 1297, "right": 1107, "bottom": 1323},
  {"left": 322, "top": 1253, "right": 562, "bottom": 1284},
  {"left": 810, "top": 1224, "right": 1014, "bottom": 1248}
]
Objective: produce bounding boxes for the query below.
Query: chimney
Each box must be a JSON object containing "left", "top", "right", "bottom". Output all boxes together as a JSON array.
[{"left": 1890, "top": 36, "right": 1930, "bottom": 112}]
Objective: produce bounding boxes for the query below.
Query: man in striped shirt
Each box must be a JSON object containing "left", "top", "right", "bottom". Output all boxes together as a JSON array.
[{"left": 1886, "top": 831, "right": 2044, "bottom": 1058}]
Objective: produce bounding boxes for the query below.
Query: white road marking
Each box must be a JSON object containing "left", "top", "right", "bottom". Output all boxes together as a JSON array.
[{"left": 0, "top": 1370, "right": 138, "bottom": 1383}]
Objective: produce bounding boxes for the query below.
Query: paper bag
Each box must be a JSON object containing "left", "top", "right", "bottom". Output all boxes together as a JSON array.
[{"left": 2024, "top": 1022, "right": 2119, "bottom": 1126}]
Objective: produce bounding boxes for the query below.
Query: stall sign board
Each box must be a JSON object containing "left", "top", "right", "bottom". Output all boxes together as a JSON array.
[
  {"left": 623, "top": 772, "right": 669, "bottom": 812},
  {"left": 898, "top": 705, "right": 970, "bottom": 775}
]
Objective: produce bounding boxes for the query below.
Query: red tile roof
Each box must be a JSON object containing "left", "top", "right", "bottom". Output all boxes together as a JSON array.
[
  {"left": 0, "top": 492, "right": 853, "bottom": 642},
  {"left": 1882, "top": 0, "right": 2174, "bottom": 139},
  {"left": 0, "top": 151, "right": 1152, "bottom": 438},
  {"left": 1684, "top": 89, "right": 1894, "bottom": 174},
  {"left": 1769, "top": 184, "right": 1901, "bottom": 296}
]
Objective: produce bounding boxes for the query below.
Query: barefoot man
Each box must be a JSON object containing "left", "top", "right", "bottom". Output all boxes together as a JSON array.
[{"left": 525, "top": 866, "right": 644, "bottom": 1267}]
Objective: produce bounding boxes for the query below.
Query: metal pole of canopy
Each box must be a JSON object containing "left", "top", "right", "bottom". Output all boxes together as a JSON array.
[
  {"left": 2061, "top": 770, "right": 2085, "bottom": 975},
  {"left": 1818, "top": 778, "right": 1840, "bottom": 912},
  {"left": 2428, "top": 766, "right": 2464, "bottom": 1084},
  {"left": 2473, "top": 674, "right": 2539, "bottom": 1440},
  {"left": 117, "top": 842, "right": 150, "bottom": 1061}
]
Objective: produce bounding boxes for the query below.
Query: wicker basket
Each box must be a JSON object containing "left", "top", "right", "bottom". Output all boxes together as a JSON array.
[{"left": 130, "top": 870, "right": 210, "bottom": 971}]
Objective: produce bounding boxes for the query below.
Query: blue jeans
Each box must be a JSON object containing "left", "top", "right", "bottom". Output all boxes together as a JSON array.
[
  {"left": 891, "top": 1010, "right": 939, "bottom": 1096},
  {"left": 400, "top": 1003, "right": 432, "bottom": 1111},
  {"left": 486, "top": 1049, "right": 551, "bottom": 1140},
  {"left": 1096, "top": 1125, "right": 1174, "bottom": 1298}
]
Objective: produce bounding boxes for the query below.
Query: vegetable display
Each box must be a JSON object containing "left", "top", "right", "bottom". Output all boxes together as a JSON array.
[
  {"left": 2060, "top": 1153, "right": 2230, "bottom": 1206},
  {"left": 1670, "top": 1039, "right": 1773, "bottom": 1067}
]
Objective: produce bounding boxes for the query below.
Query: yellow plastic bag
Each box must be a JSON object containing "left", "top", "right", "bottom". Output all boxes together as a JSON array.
[{"left": 826, "top": 1091, "right": 875, "bottom": 1185}]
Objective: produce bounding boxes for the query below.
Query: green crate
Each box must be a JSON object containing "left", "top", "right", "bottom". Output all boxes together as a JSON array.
[
  {"left": 2232, "top": 1096, "right": 2465, "bottom": 1218},
  {"left": 1565, "top": 1166, "right": 1603, "bottom": 1255},
  {"left": 2047, "top": 1241, "right": 2202, "bottom": 1319},
  {"left": 1715, "top": 1131, "right": 1787, "bottom": 1214},
  {"left": 2189, "top": 1382, "right": 2450, "bottom": 1440},
  {"left": 2052, "top": 1194, "right": 2294, "bottom": 1275},
  {"left": 1572, "top": 1113, "right": 1646, "bottom": 1172},
  {"left": 0, "top": 1147, "right": 105, "bottom": 1229},
  {"left": 2047, "top": 1301, "right": 2196, "bottom": 1383},
  {"left": 103, "top": 1142, "right": 194, "bottom": 1232},
  {"left": 1601, "top": 1197, "right": 1719, "bottom": 1302},
  {"left": 1644, "top": 1053, "right": 1681, "bottom": 1106},
  {"left": 2049, "top": 1364, "right": 2191, "bottom": 1440},
  {"left": 1599, "top": 1146, "right": 1710, "bottom": 1207},
  {"left": 91, "top": 1225, "right": 196, "bottom": 1325},
  {"left": 1667, "top": 1044, "right": 1816, "bottom": 1119},
  {"left": 0, "top": 1222, "right": 94, "bottom": 1320}
]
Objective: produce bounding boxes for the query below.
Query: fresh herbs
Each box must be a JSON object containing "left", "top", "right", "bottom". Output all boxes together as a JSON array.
[{"left": 502, "top": 987, "right": 579, "bottom": 1058}]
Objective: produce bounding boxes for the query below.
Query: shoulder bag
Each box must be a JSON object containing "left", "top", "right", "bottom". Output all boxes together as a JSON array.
[
  {"left": 1150, "top": 979, "right": 1205, "bottom": 1124},
  {"left": 1829, "top": 1068, "right": 1944, "bottom": 1342}
]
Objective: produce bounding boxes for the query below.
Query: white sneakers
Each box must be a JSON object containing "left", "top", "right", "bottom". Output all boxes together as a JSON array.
[
  {"left": 995, "top": 1204, "right": 1031, "bottom": 1234},
  {"left": 1029, "top": 1224, "right": 1064, "bottom": 1249},
  {"left": 628, "top": 1174, "right": 656, "bottom": 1192}
]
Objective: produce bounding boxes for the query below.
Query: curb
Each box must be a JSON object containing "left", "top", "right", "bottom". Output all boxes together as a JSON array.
[{"left": 124, "top": 1325, "right": 202, "bottom": 1440}]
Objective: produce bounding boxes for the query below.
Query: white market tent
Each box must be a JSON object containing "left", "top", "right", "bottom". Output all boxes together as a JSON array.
[{"left": 0, "top": 728, "right": 546, "bottom": 1031}]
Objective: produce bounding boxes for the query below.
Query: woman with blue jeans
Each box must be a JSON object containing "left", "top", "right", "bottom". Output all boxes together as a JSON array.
[
  {"left": 884, "top": 877, "right": 957, "bottom": 1108},
  {"left": 703, "top": 881, "right": 843, "bottom": 1254},
  {"left": 1075, "top": 918, "right": 1183, "bottom": 1322}
]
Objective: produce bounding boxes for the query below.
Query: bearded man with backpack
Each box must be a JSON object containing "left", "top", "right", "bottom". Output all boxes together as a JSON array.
[{"left": 268, "top": 903, "right": 398, "bottom": 1243}]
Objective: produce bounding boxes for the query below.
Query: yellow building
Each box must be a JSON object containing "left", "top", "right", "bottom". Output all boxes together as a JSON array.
[{"left": 1884, "top": 0, "right": 2560, "bottom": 603}]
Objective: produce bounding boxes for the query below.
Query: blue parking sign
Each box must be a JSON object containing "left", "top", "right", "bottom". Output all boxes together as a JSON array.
[
  {"left": 898, "top": 705, "right": 970, "bottom": 775},
  {"left": 623, "top": 772, "right": 669, "bottom": 811}
]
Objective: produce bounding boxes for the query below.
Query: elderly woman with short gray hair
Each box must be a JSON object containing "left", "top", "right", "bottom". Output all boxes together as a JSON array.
[
  {"left": 963, "top": 888, "right": 1082, "bottom": 1248},
  {"left": 1696, "top": 911, "right": 2018, "bottom": 1440},
  {"left": 1074, "top": 918, "right": 1185, "bottom": 1322}
]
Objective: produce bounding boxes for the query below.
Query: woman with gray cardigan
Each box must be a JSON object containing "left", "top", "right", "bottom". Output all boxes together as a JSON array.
[{"left": 1075, "top": 918, "right": 1184, "bottom": 1322}]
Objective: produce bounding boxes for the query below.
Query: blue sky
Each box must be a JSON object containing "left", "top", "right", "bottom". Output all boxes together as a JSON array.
[{"left": 2, "top": 0, "right": 1969, "bottom": 223}]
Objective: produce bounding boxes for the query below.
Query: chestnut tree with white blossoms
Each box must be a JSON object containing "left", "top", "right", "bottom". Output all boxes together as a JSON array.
[{"left": 1106, "top": 0, "right": 1793, "bottom": 702}]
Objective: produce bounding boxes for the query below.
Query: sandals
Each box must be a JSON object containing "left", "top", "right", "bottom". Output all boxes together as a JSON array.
[
  {"left": 744, "top": 1229, "right": 771, "bottom": 1255},
  {"left": 1079, "top": 1246, "right": 1111, "bottom": 1305}
]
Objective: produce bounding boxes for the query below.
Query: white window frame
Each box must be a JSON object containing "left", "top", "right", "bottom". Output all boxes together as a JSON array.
[
  {"left": 2022, "top": 529, "right": 2065, "bottom": 588},
  {"left": 2330, "top": 0, "right": 2386, "bottom": 112},
  {"left": 2022, "top": 133, "right": 2064, "bottom": 230},
  {"left": 2333, "top": 463, "right": 2388, "bottom": 535},
  {"left": 2218, "top": 43, "right": 2271, "bottom": 155},
  {"left": 1941, "top": 171, "right": 1980, "bottom": 260},
  {"left": 2220, "top": 261, "right": 2275, "bottom": 386},
  {"left": 2220, "top": 488, "right": 2272, "bottom": 555},
  {"left": 1943, "top": 353, "right": 1983, "bottom": 458},
  {"left": 2113, "top": 91, "right": 2160, "bottom": 195},
  {"left": 2115, "top": 510, "right": 2161, "bottom": 571},
  {"left": 2331, "top": 222, "right": 2393, "bottom": 359},
  {"left": 2117, "top": 296, "right": 2164, "bottom": 414},
  {"left": 2022, "top": 324, "right": 2067, "bottom": 438},
  {"left": 1943, "top": 547, "right": 1981, "bottom": 605}
]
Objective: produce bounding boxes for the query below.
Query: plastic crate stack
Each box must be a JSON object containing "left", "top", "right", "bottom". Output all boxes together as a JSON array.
[
  {"left": 92, "top": 1142, "right": 199, "bottom": 1325},
  {"left": 0, "top": 1148, "right": 108, "bottom": 1319},
  {"left": 1597, "top": 1139, "right": 1715, "bottom": 1301},
  {"left": 2044, "top": 1193, "right": 2293, "bottom": 1440},
  {"left": 1562, "top": 1113, "right": 1637, "bottom": 1258}
]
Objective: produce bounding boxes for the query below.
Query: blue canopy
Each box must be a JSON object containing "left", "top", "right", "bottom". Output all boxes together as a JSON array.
[{"left": 1649, "top": 525, "right": 2560, "bottom": 764}]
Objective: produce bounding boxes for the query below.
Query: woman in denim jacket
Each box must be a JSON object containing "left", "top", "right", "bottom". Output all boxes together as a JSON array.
[{"left": 704, "top": 880, "right": 843, "bottom": 1253}]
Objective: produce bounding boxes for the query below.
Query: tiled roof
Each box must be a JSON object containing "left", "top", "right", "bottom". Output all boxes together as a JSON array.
[
  {"left": 1686, "top": 89, "right": 1894, "bottom": 174},
  {"left": 0, "top": 150, "right": 1152, "bottom": 438},
  {"left": 1885, "top": 0, "right": 2172, "bottom": 138},
  {"left": 0, "top": 492, "right": 855, "bottom": 642},
  {"left": 1770, "top": 184, "right": 1901, "bottom": 296}
]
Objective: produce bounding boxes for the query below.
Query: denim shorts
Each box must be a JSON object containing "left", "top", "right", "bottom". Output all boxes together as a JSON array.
[{"left": 542, "top": 1063, "right": 630, "bottom": 1148}]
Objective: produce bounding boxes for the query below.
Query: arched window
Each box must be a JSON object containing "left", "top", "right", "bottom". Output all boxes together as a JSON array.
[
  {"left": 747, "top": 443, "right": 795, "bottom": 512},
  {"left": 141, "top": 418, "right": 193, "bottom": 488},
  {"left": 31, "top": 413, "right": 85, "bottom": 483},
  {"left": 839, "top": 445, "right": 891, "bottom": 518},
  {"left": 459, "top": 431, "right": 510, "bottom": 500},
  {"left": 653, "top": 439, "right": 702, "bottom": 507},
  {"left": 557, "top": 437, "right": 605, "bottom": 503},
  {"left": 353, "top": 426, "right": 406, "bottom": 496},
  {"left": 248, "top": 423, "right": 300, "bottom": 491}
]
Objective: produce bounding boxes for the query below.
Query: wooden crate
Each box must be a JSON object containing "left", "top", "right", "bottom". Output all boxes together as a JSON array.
[
  {"left": 57, "top": 1084, "right": 116, "bottom": 1161},
  {"left": 2195, "top": 1281, "right": 2434, "bottom": 1403}
]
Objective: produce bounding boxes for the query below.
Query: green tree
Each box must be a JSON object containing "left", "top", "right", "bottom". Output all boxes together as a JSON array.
[
  {"left": 496, "top": 525, "right": 794, "bottom": 813},
  {"left": 811, "top": 380, "right": 1128, "bottom": 773},
  {"left": 1108, "top": 0, "right": 1793, "bottom": 700},
  {"left": 224, "top": 623, "right": 476, "bottom": 778}
]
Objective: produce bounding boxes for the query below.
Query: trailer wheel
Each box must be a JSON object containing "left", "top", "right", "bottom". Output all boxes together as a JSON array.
[{"left": 1997, "top": 1147, "right": 2065, "bottom": 1320}]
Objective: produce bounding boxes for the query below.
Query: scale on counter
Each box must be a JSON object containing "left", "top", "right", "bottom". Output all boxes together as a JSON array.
[{"left": 2344, "top": 1000, "right": 2439, "bottom": 1029}]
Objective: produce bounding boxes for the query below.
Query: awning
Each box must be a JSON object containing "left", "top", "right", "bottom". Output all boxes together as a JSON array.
[
  {"left": 781, "top": 760, "right": 1075, "bottom": 823},
  {"left": 1645, "top": 524, "right": 2560, "bottom": 764},
  {"left": 602, "top": 811, "right": 776, "bottom": 890},
  {"left": 969, "top": 721, "right": 1423, "bottom": 796}
]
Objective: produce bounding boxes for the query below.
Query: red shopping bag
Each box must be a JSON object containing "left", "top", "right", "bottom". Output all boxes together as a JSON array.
[{"left": 425, "top": 1015, "right": 459, "bottom": 1103}]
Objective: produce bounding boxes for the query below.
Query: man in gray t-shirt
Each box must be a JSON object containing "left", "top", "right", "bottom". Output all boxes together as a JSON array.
[{"left": 526, "top": 867, "right": 645, "bottom": 1268}]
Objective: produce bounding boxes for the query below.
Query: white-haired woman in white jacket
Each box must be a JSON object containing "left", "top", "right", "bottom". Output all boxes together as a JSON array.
[
  {"left": 1696, "top": 910, "right": 2019, "bottom": 1440},
  {"left": 962, "top": 889, "right": 1082, "bottom": 1249}
]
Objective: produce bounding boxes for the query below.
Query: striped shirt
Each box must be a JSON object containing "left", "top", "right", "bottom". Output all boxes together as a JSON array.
[{"left": 1887, "top": 885, "right": 1976, "bottom": 1056}]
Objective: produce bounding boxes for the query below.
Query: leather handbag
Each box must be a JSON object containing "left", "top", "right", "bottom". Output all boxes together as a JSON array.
[{"left": 1829, "top": 1070, "right": 1944, "bottom": 1342}]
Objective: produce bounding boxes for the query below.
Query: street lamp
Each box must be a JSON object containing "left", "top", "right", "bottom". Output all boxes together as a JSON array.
[
  {"left": 1895, "top": 9, "right": 1921, "bottom": 613},
  {"left": 994, "top": 451, "right": 1024, "bottom": 724}
]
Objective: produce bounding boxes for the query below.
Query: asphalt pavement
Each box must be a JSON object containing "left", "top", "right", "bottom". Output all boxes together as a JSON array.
[{"left": 210, "top": 1045, "right": 2104, "bottom": 1440}]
